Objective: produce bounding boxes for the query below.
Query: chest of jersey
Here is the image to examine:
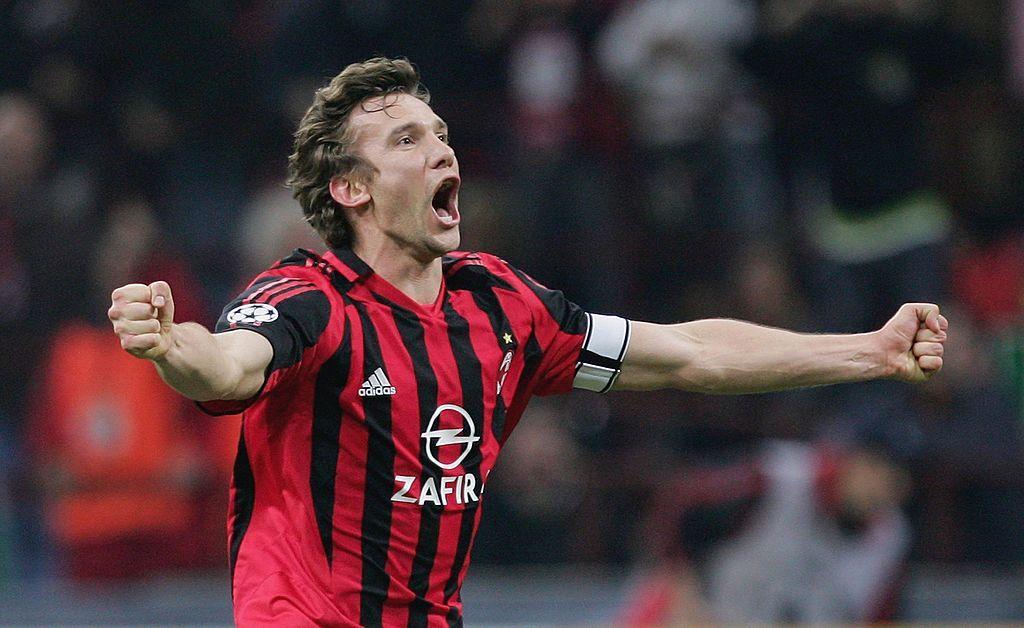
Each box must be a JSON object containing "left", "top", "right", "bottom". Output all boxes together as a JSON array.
[{"left": 331, "top": 289, "right": 531, "bottom": 511}]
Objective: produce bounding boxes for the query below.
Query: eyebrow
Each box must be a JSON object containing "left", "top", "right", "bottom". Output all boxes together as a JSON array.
[{"left": 386, "top": 119, "right": 448, "bottom": 141}]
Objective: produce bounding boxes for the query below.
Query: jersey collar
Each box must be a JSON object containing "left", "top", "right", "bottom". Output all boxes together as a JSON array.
[{"left": 323, "top": 246, "right": 374, "bottom": 283}]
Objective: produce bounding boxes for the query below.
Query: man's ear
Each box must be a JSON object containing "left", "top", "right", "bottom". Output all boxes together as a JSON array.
[{"left": 329, "top": 174, "right": 370, "bottom": 208}]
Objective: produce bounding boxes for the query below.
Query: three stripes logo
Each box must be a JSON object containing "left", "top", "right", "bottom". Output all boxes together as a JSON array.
[{"left": 359, "top": 367, "right": 397, "bottom": 397}]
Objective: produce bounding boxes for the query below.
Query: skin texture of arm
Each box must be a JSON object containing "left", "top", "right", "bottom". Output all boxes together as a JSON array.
[
  {"left": 616, "top": 303, "right": 947, "bottom": 393},
  {"left": 109, "top": 281, "right": 272, "bottom": 401}
]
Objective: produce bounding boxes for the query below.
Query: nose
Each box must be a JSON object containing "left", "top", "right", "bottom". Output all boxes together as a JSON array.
[{"left": 430, "top": 137, "right": 455, "bottom": 170}]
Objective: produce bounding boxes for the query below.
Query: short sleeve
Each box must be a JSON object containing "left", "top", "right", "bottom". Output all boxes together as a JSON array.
[
  {"left": 197, "top": 274, "right": 331, "bottom": 415},
  {"left": 507, "top": 265, "right": 630, "bottom": 395}
]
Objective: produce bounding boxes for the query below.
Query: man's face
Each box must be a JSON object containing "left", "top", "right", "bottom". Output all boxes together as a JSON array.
[{"left": 346, "top": 93, "right": 461, "bottom": 259}]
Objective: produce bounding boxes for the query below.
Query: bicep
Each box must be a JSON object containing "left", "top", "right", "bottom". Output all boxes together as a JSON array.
[
  {"left": 214, "top": 329, "right": 274, "bottom": 399},
  {"left": 614, "top": 321, "right": 700, "bottom": 391}
]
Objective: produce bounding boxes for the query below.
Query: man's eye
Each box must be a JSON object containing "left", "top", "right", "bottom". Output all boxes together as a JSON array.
[
  {"left": 398, "top": 136, "right": 414, "bottom": 145},
  {"left": 437, "top": 134, "right": 448, "bottom": 144}
]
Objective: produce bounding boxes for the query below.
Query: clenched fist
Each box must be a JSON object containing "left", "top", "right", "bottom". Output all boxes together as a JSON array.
[
  {"left": 878, "top": 302, "right": 948, "bottom": 383},
  {"left": 108, "top": 281, "right": 175, "bottom": 360}
]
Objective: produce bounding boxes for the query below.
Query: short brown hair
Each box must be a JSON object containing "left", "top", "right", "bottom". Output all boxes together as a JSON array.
[{"left": 287, "top": 57, "right": 430, "bottom": 247}]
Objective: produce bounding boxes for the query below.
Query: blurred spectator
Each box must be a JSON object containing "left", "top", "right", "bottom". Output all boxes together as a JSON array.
[
  {"left": 741, "top": 0, "right": 984, "bottom": 451},
  {"left": 0, "top": 92, "right": 96, "bottom": 430},
  {"left": 746, "top": 0, "right": 968, "bottom": 332},
  {"left": 622, "top": 439, "right": 911, "bottom": 623},
  {"left": 470, "top": 0, "right": 629, "bottom": 312},
  {"left": 597, "top": 0, "right": 779, "bottom": 318},
  {"left": 23, "top": 198, "right": 225, "bottom": 579},
  {"left": 232, "top": 183, "right": 323, "bottom": 281}
]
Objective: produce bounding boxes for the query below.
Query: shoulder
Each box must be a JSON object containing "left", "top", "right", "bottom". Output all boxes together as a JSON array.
[
  {"left": 243, "top": 249, "right": 341, "bottom": 295},
  {"left": 442, "top": 250, "right": 549, "bottom": 288},
  {"left": 226, "top": 249, "right": 335, "bottom": 318},
  {"left": 441, "top": 250, "right": 523, "bottom": 292}
]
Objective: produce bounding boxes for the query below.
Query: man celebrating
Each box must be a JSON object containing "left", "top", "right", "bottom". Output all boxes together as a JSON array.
[{"left": 108, "top": 58, "right": 947, "bottom": 626}]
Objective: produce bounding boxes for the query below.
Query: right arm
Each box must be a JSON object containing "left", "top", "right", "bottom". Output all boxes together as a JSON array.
[{"left": 109, "top": 281, "right": 272, "bottom": 402}]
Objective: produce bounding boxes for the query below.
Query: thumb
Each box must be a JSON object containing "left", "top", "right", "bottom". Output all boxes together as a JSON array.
[{"left": 149, "top": 281, "right": 175, "bottom": 326}]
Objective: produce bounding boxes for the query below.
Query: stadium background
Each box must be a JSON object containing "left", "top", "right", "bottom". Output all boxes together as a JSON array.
[{"left": 2, "top": 0, "right": 1024, "bottom": 624}]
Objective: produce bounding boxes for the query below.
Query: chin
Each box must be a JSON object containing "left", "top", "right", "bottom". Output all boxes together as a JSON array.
[{"left": 428, "top": 229, "right": 461, "bottom": 256}]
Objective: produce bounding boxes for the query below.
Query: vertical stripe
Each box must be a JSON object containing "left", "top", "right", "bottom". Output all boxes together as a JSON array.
[
  {"left": 354, "top": 302, "right": 395, "bottom": 627},
  {"left": 440, "top": 299, "right": 486, "bottom": 617},
  {"left": 469, "top": 290, "right": 513, "bottom": 440},
  {"left": 310, "top": 321, "right": 351, "bottom": 566},
  {"left": 383, "top": 303, "right": 441, "bottom": 628},
  {"left": 228, "top": 422, "right": 255, "bottom": 593}
]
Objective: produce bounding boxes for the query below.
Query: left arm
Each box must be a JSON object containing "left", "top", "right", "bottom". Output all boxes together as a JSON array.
[{"left": 614, "top": 303, "right": 947, "bottom": 394}]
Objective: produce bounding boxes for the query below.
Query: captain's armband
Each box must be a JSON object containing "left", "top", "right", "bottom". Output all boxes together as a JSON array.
[{"left": 573, "top": 313, "right": 631, "bottom": 393}]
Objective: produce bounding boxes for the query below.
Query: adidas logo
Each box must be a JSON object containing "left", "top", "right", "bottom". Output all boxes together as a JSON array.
[{"left": 359, "top": 367, "right": 397, "bottom": 397}]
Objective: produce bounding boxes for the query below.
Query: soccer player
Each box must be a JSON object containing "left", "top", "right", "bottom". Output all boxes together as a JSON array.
[{"left": 107, "top": 57, "right": 947, "bottom": 627}]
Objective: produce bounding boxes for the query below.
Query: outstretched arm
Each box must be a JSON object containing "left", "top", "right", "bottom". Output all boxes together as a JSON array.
[
  {"left": 615, "top": 303, "right": 947, "bottom": 394},
  {"left": 109, "top": 281, "right": 272, "bottom": 401}
]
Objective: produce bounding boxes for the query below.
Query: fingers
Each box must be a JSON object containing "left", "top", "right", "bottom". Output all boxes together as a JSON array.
[
  {"left": 914, "top": 328, "right": 945, "bottom": 343},
  {"left": 913, "top": 341, "right": 943, "bottom": 358},
  {"left": 889, "top": 303, "right": 948, "bottom": 380},
  {"left": 114, "top": 318, "right": 162, "bottom": 336},
  {"left": 110, "top": 283, "right": 153, "bottom": 306},
  {"left": 117, "top": 301, "right": 159, "bottom": 321},
  {"left": 120, "top": 332, "right": 164, "bottom": 356},
  {"left": 109, "top": 281, "right": 174, "bottom": 360}
]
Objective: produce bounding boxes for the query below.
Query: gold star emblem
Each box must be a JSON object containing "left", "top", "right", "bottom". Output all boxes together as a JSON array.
[{"left": 503, "top": 332, "right": 513, "bottom": 345}]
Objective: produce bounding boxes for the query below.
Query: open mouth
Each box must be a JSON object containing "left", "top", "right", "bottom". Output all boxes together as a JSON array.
[{"left": 431, "top": 177, "right": 460, "bottom": 227}]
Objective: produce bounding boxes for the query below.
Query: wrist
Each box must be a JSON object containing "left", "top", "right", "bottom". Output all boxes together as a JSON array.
[{"left": 863, "top": 330, "right": 897, "bottom": 380}]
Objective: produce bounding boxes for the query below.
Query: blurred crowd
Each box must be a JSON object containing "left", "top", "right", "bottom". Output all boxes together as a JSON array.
[{"left": 2, "top": 0, "right": 1024, "bottom": 621}]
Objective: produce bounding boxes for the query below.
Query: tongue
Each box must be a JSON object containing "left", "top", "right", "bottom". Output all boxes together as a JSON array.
[{"left": 434, "top": 205, "right": 451, "bottom": 219}]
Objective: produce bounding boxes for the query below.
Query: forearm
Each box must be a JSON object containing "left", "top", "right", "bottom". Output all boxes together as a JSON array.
[
  {"left": 152, "top": 322, "right": 247, "bottom": 401},
  {"left": 674, "top": 319, "right": 889, "bottom": 394}
]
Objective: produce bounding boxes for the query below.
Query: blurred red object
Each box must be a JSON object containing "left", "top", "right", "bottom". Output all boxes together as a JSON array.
[{"left": 953, "top": 234, "right": 1024, "bottom": 329}]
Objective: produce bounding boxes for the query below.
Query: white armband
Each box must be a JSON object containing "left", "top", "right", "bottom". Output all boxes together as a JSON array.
[{"left": 572, "top": 313, "right": 631, "bottom": 393}]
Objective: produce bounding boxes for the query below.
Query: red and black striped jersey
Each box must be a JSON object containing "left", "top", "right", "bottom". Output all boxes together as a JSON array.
[{"left": 199, "top": 247, "right": 630, "bottom": 627}]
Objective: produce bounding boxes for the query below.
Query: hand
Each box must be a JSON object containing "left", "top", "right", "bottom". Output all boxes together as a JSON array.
[
  {"left": 108, "top": 281, "right": 175, "bottom": 361},
  {"left": 877, "top": 302, "right": 948, "bottom": 382}
]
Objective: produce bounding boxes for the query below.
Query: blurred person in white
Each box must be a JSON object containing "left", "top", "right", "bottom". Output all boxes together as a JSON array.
[
  {"left": 705, "top": 440, "right": 910, "bottom": 622},
  {"left": 620, "top": 438, "right": 911, "bottom": 624}
]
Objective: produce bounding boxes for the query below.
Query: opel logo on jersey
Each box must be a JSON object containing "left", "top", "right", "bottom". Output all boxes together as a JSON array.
[
  {"left": 226, "top": 303, "right": 280, "bottom": 325},
  {"left": 422, "top": 404, "right": 480, "bottom": 470}
]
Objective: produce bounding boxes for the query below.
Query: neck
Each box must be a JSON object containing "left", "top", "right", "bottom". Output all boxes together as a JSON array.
[{"left": 352, "top": 238, "right": 443, "bottom": 305}]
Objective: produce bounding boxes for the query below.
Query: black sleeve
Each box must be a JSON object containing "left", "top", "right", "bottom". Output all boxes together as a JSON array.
[
  {"left": 215, "top": 275, "right": 331, "bottom": 373},
  {"left": 198, "top": 275, "right": 331, "bottom": 415}
]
